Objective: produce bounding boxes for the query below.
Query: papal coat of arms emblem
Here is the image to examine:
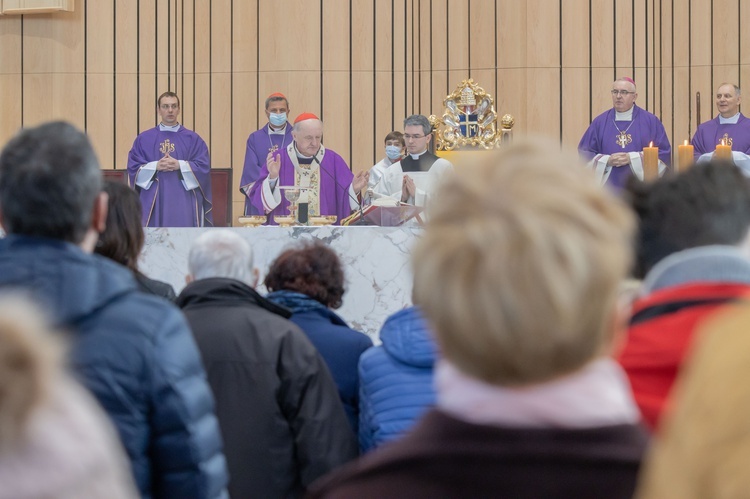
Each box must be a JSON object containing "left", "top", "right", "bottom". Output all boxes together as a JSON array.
[{"left": 430, "top": 79, "right": 514, "bottom": 151}]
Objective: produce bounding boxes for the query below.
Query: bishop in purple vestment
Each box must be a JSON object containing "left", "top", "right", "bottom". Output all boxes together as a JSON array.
[
  {"left": 240, "top": 92, "right": 294, "bottom": 215},
  {"left": 248, "top": 113, "right": 369, "bottom": 225},
  {"left": 579, "top": 78, "right": 671, "bottom": 192},
  {"left": 692, "top": 83, "right": 750, "bottom": 171},
  {"left": 127, "top": 92, "right": 213, "bottom": 227}
]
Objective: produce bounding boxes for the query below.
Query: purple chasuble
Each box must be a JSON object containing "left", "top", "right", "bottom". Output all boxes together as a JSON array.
[
  {"left": 248, "top": 144, "right": 355, "bottom": 225},
  {"left": 578, "top": 105, "right": 671, "bottom": 192},
  {"left": 691, "top": 114, "right": 750, "bottom": 158},
  {"left": 127, "top": 126, "right": 213, "bottom": 227},
  {"left": 240, "top": 123, "right": 294, "bottom": 215}
]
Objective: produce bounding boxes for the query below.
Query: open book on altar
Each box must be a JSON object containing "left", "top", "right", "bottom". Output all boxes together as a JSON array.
[{"left": 341, "top": 198, "right": 423, "bottom": 226}]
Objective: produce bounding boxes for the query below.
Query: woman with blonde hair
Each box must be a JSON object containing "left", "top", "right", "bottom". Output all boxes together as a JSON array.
[{"left": 0, "top": 296, "right": 137, "bottom": 499}]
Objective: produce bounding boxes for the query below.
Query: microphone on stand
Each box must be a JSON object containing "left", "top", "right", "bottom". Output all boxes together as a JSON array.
[{"left": 312, "top": 148, "right": 369, "bottom": 225}]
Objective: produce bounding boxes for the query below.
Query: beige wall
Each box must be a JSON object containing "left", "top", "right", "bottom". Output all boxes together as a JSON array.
[{"left": 1, "top": 0, "right": 748, "bottom": 224}]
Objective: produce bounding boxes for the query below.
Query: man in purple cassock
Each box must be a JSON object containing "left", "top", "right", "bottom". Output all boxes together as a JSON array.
[
  {"left": 692, "top": 83, "right": 750, "bottom": 175},
  {"left": 248, "top": 113, "right": 369, "bottom": 225},
  {"left": 240, "top": 92, "right": 294, "bottom": 215},
  {"left": 127, "top": 91, "right": 213, "bottom": 227},
  {"left": 579, "top": 77, "right": 671, "bottom": 192}
]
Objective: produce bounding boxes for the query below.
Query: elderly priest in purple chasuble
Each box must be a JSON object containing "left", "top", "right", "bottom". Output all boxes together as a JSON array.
[
  {"left": 247, "top": 112, "right": 369, "bottom": 225},
  {"left": 691, "top": 83, "right": 750, "bottom": 175},
  {"left": 578, "top": 77, "right": 671, "bottom": 192},
  {"left": 240, "top": 92, "right": 295, "bottom": 215},
  {"left": 128, "top": 91, "right": 213, "bottom": 227}
]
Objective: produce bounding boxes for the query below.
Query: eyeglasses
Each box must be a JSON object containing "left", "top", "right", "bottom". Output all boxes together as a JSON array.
[
  {"left": 611, "top": 90, "right": 635, "bottom": 96},
  {"left": 403, "top": 134, "right": 427, "bottom": 140}
]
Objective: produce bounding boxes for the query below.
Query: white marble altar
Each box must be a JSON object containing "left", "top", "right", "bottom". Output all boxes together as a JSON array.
[{"left": 140, "top": 226, "right": 421, "bottom": 340}]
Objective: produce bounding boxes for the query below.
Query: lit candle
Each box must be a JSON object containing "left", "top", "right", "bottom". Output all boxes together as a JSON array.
[
  {"left": 678, "top": 140, "right": 694, "bottom": 171},
  {"left": 715, "top": 139, "right": 733, "bottom": 161},
  {"left": 643, "top": 141, "right": 659, "bottom": 181}
]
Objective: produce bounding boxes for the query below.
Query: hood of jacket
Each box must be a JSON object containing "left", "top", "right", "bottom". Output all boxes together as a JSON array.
[
  {"left": 0, "top": 236, "right": 138, "bottom": 328},
  {"left": 176, "top": 277, "right": 293, "bottom": 319},
  {"left": 380, "top": 306, "right": 437, "bottom": 368}
]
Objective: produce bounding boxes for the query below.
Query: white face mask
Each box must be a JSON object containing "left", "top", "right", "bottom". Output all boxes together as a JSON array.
[
  {"left": 385, "top": 145, "right": 402, "bottom": 160},
  {"left": 269, "top": 112, "right": 287, "bottom": 127}
]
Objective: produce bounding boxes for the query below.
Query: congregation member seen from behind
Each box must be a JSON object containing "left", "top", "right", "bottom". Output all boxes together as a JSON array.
[
  {"left": 0, "top": 121, "right": 228, "bottom": 499},
  {"left": 636, "top": 303, "right": 750, "bottom": 498},
  {"left": 309, "top": 140, "right": 648, "bottom": 499},
  {"left": 95, "top": 180, "right": 177, "bottom": 301},
  {"left": 618, "top": 161, "right": 750, "bottom": 430},
  {"left": 266, "top": 241, "right": 373, "bottom": 434},
  {"left": 358, "top": 306, "right": 437, "bottom": 452},
  {"left": 176, "top": 231, "right": 357, "bottom": 499},
  {"left": 0, "top": 296, "right": 138, "bottom": 499}
]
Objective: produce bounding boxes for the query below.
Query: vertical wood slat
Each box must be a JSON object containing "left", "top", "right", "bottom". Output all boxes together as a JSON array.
[{"left": 0, "top": 16, "right": 23, "bottom": 146}]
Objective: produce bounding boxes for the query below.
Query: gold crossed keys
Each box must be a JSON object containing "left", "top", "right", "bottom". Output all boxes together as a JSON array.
[
  {"left": 160, "top": 139, "right": 176, "bottom": 155},
  {"left": 616, "top": 131, "right": 632, "bottom": 149}
]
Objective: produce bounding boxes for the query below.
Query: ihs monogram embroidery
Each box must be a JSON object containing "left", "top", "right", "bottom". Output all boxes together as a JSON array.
[
  {"left": 616, "top": 131, "right": 632, "bottom": 149},
  {"left": 721, "top": 133, "right": 734, "bottom": 147},
  {"left": 159, "top": 139, "right": 176, "bottom": 155}
]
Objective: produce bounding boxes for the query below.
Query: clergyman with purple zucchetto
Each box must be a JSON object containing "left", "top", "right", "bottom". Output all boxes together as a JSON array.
[{"left": 578, "top": 77, "right": 671, "bottom": 193}]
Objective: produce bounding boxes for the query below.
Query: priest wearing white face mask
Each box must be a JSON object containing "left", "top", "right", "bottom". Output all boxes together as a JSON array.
[
  {"left": 368, "top": 131, "right": 405, "bottom": 191},
  {"left": 240, "top": 92, "right": 294, "bottom": 215},
  {"left": 375, "top": 115, "right": 453, "bottom": 206}
]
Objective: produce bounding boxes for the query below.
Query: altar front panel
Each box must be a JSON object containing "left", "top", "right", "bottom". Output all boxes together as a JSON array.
[{"left": 140, "top": 226, "right": 419, "bottom": 340}]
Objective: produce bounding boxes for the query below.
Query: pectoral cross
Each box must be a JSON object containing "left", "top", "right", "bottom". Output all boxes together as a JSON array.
[
  {"left": 616, "top": 131, "right": 632, "bottom": 149},
  {"left": 269, "top": 144, "right": 279, "bottom": 154}
]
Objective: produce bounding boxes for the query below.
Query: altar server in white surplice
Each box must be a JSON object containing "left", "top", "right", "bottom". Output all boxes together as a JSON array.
[{"left": 375, "top": 115, "right": 453, "bottom": 207}]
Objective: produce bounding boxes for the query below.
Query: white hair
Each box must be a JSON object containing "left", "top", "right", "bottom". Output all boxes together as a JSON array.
[{"left": 188, "top": 230, "right": 254, "bottom": 283}]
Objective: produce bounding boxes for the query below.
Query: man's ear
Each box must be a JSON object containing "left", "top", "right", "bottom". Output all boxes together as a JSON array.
[
  {"left": 185, "top": 274, "right": 194, "bottom": 284},
  {"left": 251, "top": 268, "right": 260, "bottom": 288},
  {"left": 91, "top": 191, "right": 108, "bottom": 234}
]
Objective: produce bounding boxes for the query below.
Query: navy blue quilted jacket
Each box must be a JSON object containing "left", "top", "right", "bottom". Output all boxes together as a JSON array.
[
  {"left": 0, "top": 236, "right": 228, "bottom": 499},
  {"left": 358, "top": 306, "right": 437, "bottom": 452}
]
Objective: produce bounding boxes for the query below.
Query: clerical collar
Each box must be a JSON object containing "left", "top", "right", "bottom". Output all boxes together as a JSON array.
[
  {"left": 614, "top": 107, "right": 634, "bottom": 121},
  {"left": 159, "top": 123, "right": 181, "bottom": 132},
  {"left": 269, "top": 123, "right": 287, "bottom": 135},
  {"left": 719, "top": 112, "right": 741, "bottom": 124},
  {"left": 294, "top": 144, "right": 314, "bottom": 160},
  {"left": 409, "top": 149, "right": 428, "bottom": 160}
]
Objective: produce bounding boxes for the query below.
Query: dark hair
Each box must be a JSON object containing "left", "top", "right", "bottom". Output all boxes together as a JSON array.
[
  {"left": 265, "top": 95, "right": 289, "bottom": 110},
  {"left": 0, "top": 121, "right": 102, "bottom": 243},
  {"left": 384, "top": 131, "right": 405, "bottom": 147},
  {"left": 95, "top": 180, "right": 144, "bottom": 272},
  {"left": 265, "top": 241, "right": 346, "bottom": 308},
  {"left": 403, "top": 115, "right": 432, "bottom": 136},
  {"left": 626, "top": 161, "right": 750, "bottom": 278},
  {"left": 157, "top": 91, "right": 180, "bottom": 108}
]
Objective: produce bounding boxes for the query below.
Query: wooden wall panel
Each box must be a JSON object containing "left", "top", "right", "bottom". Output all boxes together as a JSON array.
[
  {"left": 231, "top": 0, "right": 257, "bottom": 219},
  {"left": 352, "top": 0, "right": 376, "bottom": 170},
  {"left": 562, "top": 0, "right": 591, "bottom": 145},
  {"left": 429, "top": 0, "right": 448, "bottom": 128},
  {"left": 114, "top": 0, "right": 138, "bottom": 169},
  {"left": 86, "top": 0, "right": 114, "bottom": 167},
  {"left": 374, "top": 0, "right": 395, "bottom": 147},
  {"left": 496, "top": 1, "right": 526, "bottom": 133},
  {"left": 0, "top": 16, "right": 22, "bottom": 145},
  {"left": 3, "top": 0, "right": 750, "bottom": 225},
  {"left": 468, "top": 0, "right": 496, "bottom": 111},
  {"left": 210, "top": 0, "right": 232, "bottom": 168}
]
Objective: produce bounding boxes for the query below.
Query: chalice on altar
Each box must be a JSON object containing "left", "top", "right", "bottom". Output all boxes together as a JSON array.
[{"left": 279, "top": 186, "right": 301, "bottom": 223}]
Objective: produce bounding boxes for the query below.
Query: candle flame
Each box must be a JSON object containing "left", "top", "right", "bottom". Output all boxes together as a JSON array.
[
  {"left": 684, "top": 140, "right": 688, "bottom": 146},
  {"left": 649, "top": 141, "right": 654, "bottom": 147}
]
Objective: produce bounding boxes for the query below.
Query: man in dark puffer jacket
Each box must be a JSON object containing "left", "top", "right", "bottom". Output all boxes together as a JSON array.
[{"left": 0, "top": 122, "right": 228, "bottom": 499}]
